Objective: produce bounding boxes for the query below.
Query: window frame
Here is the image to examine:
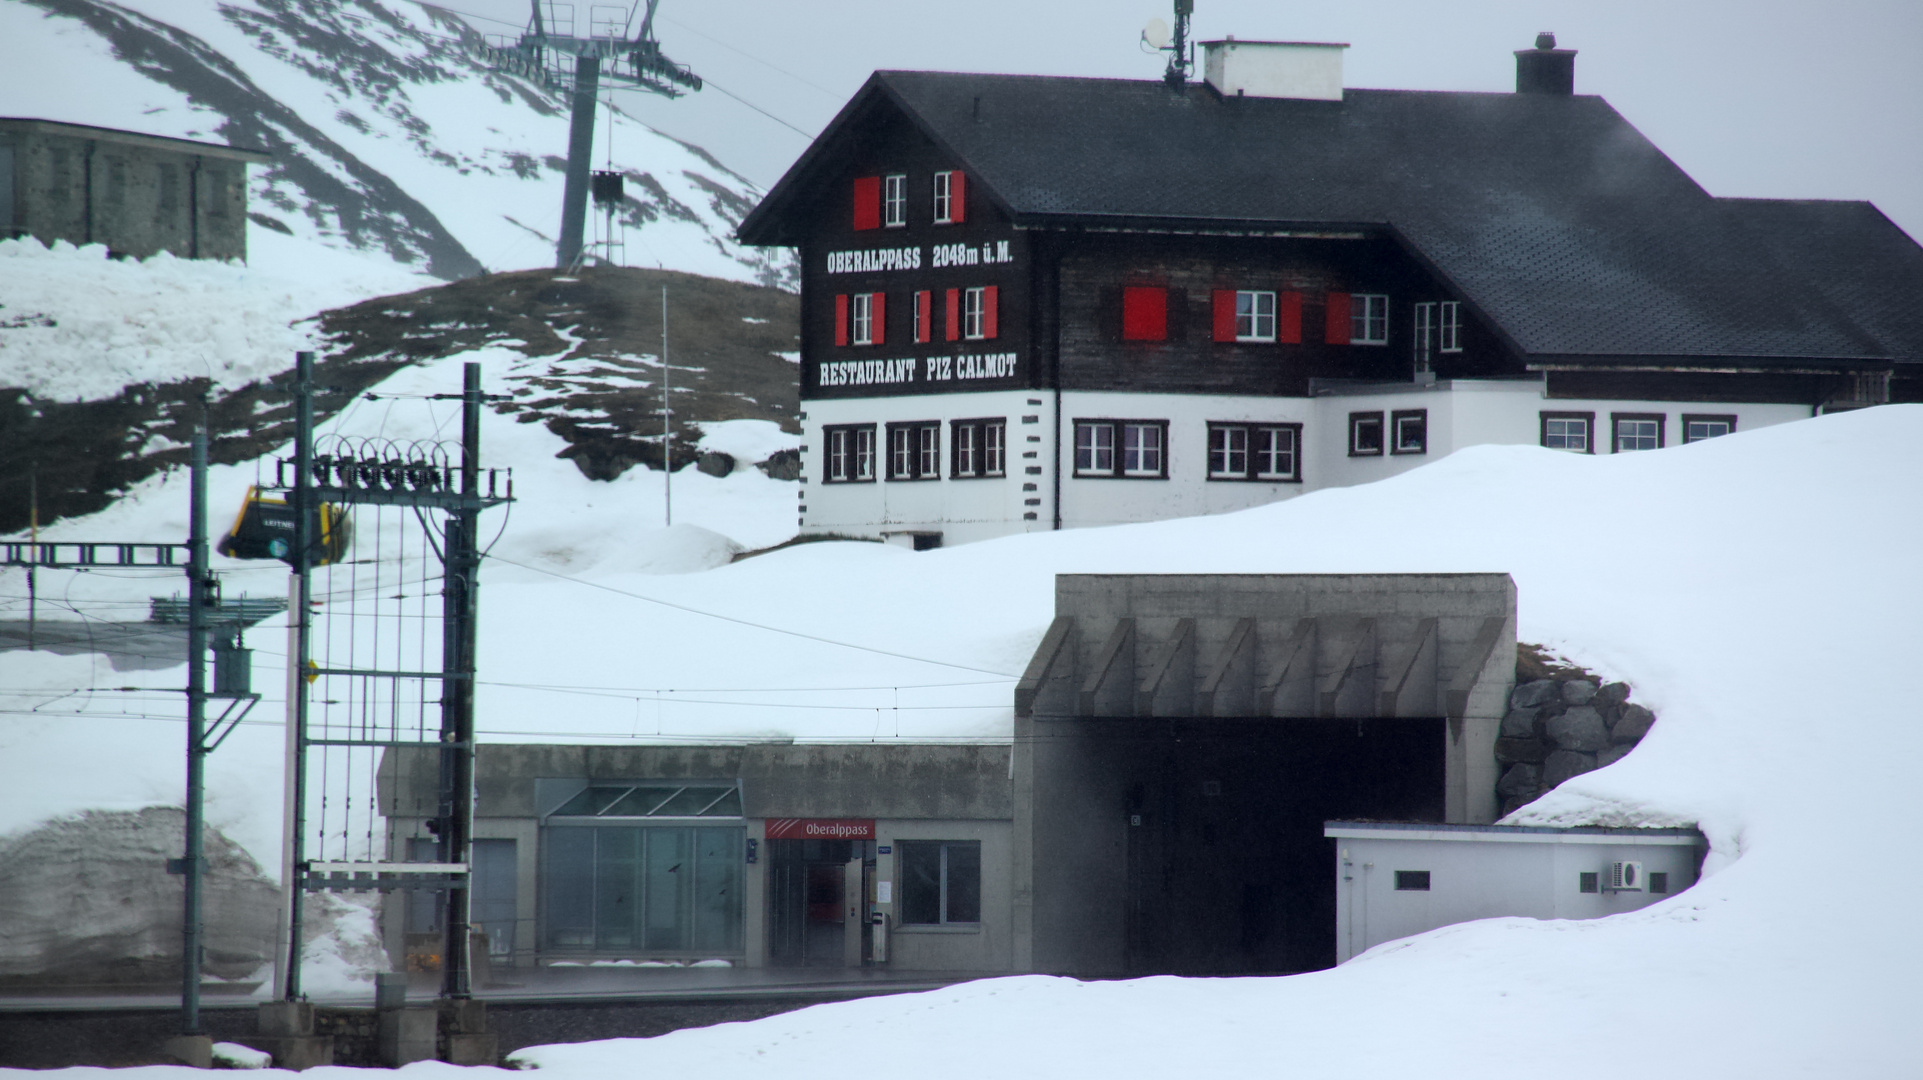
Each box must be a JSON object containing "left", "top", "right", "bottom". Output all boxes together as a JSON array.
[
  {"left": 963, "top": 286, "right": 986, "bottom": 340},
  {"left": 897, "top": 839, "right": 982, "bottom": 927},
  {"left": 882, "top": 173, "right": 907, "bottom": 228},
  {"left": 932, "top": 170, "right": 958, "bottom": 224},
  {"left": 1540, "top": 411, "right": 1595, "bottom": 454},
  {"left": 1206, "top": 422, "right": 1302, "bottom": 482},
  {"left": 850, "top": 292, "right": 875, "bottom": 346},
  {"left": 1391, "top": 409, "right": 1428, "bottom": 456},
  {"left": 950, "top": 418, "right": 1007, "bottom": 479},
  {"left": 1611, "top": 412, "right": 1666, "bottom": 453},
  {"left": 885, "top": 421, "right": 941, "bottom": 481},
  {"left": 1412, "top": 302, "right": 1437, "bottom": 373},
  {"left": 1681, "top": 414, "right": 1737, "bottom": 443},
  {"left": 823, "top": 424, "right": 877, "bottom": 483},
  {"left": 1349, "top": 411, "right": 1386, "bottom": 457},
  {"left": 1439, "top": 301, "right": 1463, "bottom": 353},
  {"left": 1236, "top": 290, "right": 1276, "bottom": 342},
  {"left": 1351, "top": 293, "right": 1389, "bottom": 345},
  {"left": 1073, "top": 419, "right": 1168, "bottom": 479}
]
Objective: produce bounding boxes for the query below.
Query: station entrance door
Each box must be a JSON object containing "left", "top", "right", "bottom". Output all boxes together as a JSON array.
[{"left": 768, "top": 839, "right": 873, "bottom": 966}]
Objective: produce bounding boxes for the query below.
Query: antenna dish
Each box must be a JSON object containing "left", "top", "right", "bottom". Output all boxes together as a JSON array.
[{"left": 1142, "top": 17, "right": 1171, "bottom": 50}]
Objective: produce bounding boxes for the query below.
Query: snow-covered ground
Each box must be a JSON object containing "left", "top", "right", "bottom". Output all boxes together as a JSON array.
[{"left": 4, "top": 362, "right": 1920, "bottom": 1072}]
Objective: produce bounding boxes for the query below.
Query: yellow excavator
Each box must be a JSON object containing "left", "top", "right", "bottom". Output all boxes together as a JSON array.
[{"left": 217, "top": 486, "right": 351, "bottom": 565}]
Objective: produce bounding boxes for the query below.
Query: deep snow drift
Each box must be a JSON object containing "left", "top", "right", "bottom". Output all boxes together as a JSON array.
[{"left": 3, "top": 388, "right": 1920, "bottom": 1072}]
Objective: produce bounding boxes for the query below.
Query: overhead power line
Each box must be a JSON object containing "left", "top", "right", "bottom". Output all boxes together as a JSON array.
[{"left": 481, "top": 551, "right": 1020, "bottom": 678}]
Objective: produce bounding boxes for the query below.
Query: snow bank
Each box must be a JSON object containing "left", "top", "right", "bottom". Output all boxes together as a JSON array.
[
  {"left": 695, "top": 419, "right": 802, "bottom": 465},
  {"left": 0, "top": 236, "right": 429, "bottom": 401}
]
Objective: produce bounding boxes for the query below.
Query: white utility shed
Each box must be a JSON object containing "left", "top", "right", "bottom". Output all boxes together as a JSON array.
[{"left": 1324, "top": 821, "right": 1707, "bottom": 963}]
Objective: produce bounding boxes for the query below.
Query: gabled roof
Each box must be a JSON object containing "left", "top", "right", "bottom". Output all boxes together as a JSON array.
[{"left": 741, "top": 71, "right": 1922, "bottom": 366}]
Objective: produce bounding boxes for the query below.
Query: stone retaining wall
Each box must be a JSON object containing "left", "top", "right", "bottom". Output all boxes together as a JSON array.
[{"left": 1494, "top": 672, "right": 1656, "bottom": 817}]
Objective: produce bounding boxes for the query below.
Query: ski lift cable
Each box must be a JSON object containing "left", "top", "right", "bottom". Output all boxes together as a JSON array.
[{"left": 480, "top": 551, "right": 1019, "bottom": 678}]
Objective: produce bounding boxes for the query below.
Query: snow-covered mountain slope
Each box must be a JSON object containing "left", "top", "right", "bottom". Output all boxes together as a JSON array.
[
  {"left": 1, "top": 0, "right": 790, "bottom": 287},
  {"left": 3, "top": 397, "right": 1918, "bottom": 1074}
]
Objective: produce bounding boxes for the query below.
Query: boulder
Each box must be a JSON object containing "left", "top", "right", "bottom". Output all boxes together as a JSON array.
[
  {"left": 1494, "top": 737, "right": 1548, "bottom": 764},
  {"left": 1543, "top": 749, "right": 1598, "bottom": 787},
  {"left": 757, "top": 448, "right": 802, "bottom": 481},
  {"left": 1495, "top": 763, "right": 1542, "bottom": 798},
  {"left": 1560, "top": 679, "right": 1598, "bottom": 705},
  {"left": 1597, "top": 744, "right": 1634, "bottom": 768},
  {"left": 1612, "top": 703, "right": 1656, "bottom": 744},
  {"left": 1510, "top": 680, "right": 1559, "bottom": 709},
  {"left": 1499, "top": 706, "right": 1540, "bottom": 739},
  {"left": 696, "top": 450, "right": 735, "bottom": 478},
  {"left": 1546, "top": 705, "right": 1610, "bottom": 752},
  {"left": 1595, "top": 681, "right": 1632, "bottom": 709}
]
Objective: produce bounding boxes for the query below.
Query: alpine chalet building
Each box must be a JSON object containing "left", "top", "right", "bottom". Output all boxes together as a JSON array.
[{"left": 737, "top": 36, "right": 1923, "bottom": 547}]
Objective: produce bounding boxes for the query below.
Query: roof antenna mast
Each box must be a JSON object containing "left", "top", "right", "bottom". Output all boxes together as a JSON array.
[{"left": 1142, "top": 0, "right": 1194, "bottom": 88}]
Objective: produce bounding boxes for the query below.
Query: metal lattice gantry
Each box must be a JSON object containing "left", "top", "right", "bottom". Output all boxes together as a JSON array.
[
  {"left": 479, "top": 1, "right": 701, "bottom": 269},
  {"left": 273, "top": 354, "right": 513, "bottom": 1004}
]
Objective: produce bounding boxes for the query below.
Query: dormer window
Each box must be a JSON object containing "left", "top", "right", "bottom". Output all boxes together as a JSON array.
[
  {"left": 883, "top": 174, "right": 907, "bottom": 227},
  {"left": 933, "top": 170, "right": 966, "bottom": 224}
]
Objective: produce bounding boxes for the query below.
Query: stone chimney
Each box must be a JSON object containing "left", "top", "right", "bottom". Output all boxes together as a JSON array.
[
  {"left": 1515, "top": 31, "right": 1576, "bottom": 94},
  {"left": 1201, "top": 39, "right": 1348, "bottom": 101}
]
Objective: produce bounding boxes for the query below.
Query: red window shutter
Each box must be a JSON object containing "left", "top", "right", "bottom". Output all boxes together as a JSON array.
[
  {"left": 983, "top": 285, "right": 999, "bottom": 339},
  {"left": 870, "top": 292, "right": 885, "bottom": 345},
  {"left": 1212, "top": 290, "right": 1237, "bottom": 342},
  {"left": 950, "top": 171, "right": 966, "bottom": 223},
  {"left": 915, "top": 290, "right": 932, "bottom": 343},
  {"left": 1325, "top": 292, "right": 1352, "bottom": 344},
  {"left": 834, "top": 294, "right": 849, "bottom": 346},
  {"left": 852, "top": 176, "right": 881, "bottom": 231},
  {"left": 1122, "top": 286, "right": 1168, "bottom": 342},
  {"left": 945, "top": 288, "right": 961, "bottom": 342},
  {"left": 1279, "top": 291, "right": 1303, "bottom": 344}
]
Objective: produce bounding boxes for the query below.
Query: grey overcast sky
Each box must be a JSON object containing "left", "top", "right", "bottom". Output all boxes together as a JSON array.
[{"left": 428, "top": 0, "right": 1923, "bottom": 239}]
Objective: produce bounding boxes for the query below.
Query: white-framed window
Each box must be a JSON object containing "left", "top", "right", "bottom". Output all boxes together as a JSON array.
[
  {"left": 825, "top": 425, "right": 876, "bottom": 482},
  {"left": 899, "top": 840, "right": 980, "bottom": 925},
  {"left": 1541, "top": 412, "right": 1593, "bottom": 454},
  {"left": 851, "top": 292, "right": 875, "bottom": 345},
  {"left": 1682, "top": 414, "right": 1735, "bottom": 443},
  {"left": 1074, "top": 420, "right": 1167, "bottom": 478},
  {"left": 883, "top": 174, "right": 907, "bottom": 228},
  {"left": 1612, "top": 413, "right": 1664, "bottom": 453},
  {"left": 1392, "top": 409, "right": 1427, "bottom": 455},
  {"left": 1237, "top": 290, "right": 1276, "bottom": 342},
  {"left": 1440, "top": 301, "right": 1462, "bottom": 352},
  {"left": 1208, "top": 423, "right": 1301, "bottom": 482},
  {"left": 1122, "top": 423, "right": 1163, "bottom": 476},
  {"left": 963, "top": 286, "right": 986, "bottom": 340},
  {"left": 1351, "top": 294, "right": 1389, "bottom": 345},
  {"left": 1208, "top": 424, "right": 1248, "bottom": 478},
  {"left": 951, "top": 418, "right": 1007, "bottom": 478},
  {"left": 1349, "top": 412, "right": 1385, "bottom": 456},
  {"left": 886, "top": 421, "right": 940, "bottom": 480},
  {"left": 1412, "top": 302, "right": 1437, "bottom": 373},
  {"left": 933, "top": 170, "right": 958, "bottom": 224}
]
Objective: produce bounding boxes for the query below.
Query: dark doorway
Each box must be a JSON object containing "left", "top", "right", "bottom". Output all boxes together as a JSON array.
[
  {"left": 767, "top": 839, "right": 854, "bottom": 966},
  {"left": 1121, "top": 718, "right": 1443, "bottom": 975}
]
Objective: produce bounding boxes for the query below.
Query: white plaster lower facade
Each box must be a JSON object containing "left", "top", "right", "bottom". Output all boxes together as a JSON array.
[{"left": 797, "top": 379, "right": 1814, "bottom": 545}]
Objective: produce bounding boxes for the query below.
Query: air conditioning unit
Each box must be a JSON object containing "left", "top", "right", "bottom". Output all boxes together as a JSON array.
[{"left": 1609, "top": 861, "right": 1644, "bottom": 891}]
